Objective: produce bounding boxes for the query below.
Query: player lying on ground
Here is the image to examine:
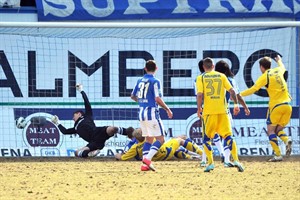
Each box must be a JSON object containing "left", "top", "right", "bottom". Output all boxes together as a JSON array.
[
  {"left": 115, "top": 128, "right": 203, "bottom": 167},
  {"left": 51, "top": 84, "right": 134, "bottom": 158},
  {"left": 240, "top": 55, "right": 292, "bottom": 162}
]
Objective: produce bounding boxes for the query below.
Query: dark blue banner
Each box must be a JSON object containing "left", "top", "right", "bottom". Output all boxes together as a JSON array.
[
  {"left": 36, "top": 0, "right": 300, "bottom": 21},
  {"left": 14, "top": 107, "right": 299, "bottom": 120}
]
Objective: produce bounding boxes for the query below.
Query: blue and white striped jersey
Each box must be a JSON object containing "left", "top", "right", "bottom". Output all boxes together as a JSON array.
[
  {"left": 132, "top": 74, "right": 162, "bottom": 121},
  {"left": 226, "top": 77, "right": 240, "bottom": 103}
]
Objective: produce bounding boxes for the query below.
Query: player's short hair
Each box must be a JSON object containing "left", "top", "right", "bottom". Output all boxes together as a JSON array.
[
  {"left": 132, "top": 128, "right": 145, "bottom": 142},
  {"left": 215, "top": 60, "right": 234, "bottom": 78},
  {"left": 198, "top": 60, "right": 204, "bottom": 73},
  {"left": 259, "top": 57, "right": 272, "bottom": 70},
  {"left": 203, "top": 57, "right": 214, "bottom": 70},
  {"left": 73, "top": 110, "right": 84, "bottom": 115},
  {"left": 145, "top": 60, "right": 156, "bottom": 72}
]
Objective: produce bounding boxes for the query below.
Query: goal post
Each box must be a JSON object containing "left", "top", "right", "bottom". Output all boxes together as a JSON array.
[{"left": 0, "top": 21, "right": 299, "bottom": 157}]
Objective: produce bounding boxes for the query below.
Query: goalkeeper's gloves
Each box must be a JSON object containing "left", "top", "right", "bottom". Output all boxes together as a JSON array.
[
  {"left": 51, "top": 115, "right": 60, "bottom": 125},
  {"left": 76, "top": 84, "right": 83, "bottom": 92}
]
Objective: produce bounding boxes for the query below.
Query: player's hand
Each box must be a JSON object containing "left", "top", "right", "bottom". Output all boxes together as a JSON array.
[
  {"left": 166, "top": 109, "right": 173, "bottom": 119},
  {"left": 115, "top": 153, "right": 122, "bottom": 160},
  {"left": 197, "top": 107, "right": 203, "bottom": 119},
  {"left": 274, "top": 55, "right": 281, "bottom": 63},
  {"left": 51, "top": 115, "right": 60, "bottom": 125},
  {"left": 76, "top": 84, "right": 83, "bottom": 92},
  {"left": 233, "top": 106, "right": 240, "bottom": 116},
  {"left": 244, "top": 108, "right": 250, "bottom": 116}
]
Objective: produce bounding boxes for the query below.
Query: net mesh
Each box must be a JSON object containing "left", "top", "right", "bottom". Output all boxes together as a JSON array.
[{"left": 0, "top": 24, "right": 299, "bottom": 157}]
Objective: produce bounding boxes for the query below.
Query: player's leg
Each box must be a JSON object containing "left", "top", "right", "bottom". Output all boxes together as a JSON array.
[
  {"left": 106, "top": 126, "right": 135, "bottom": 137},
  {"left": 141, "top": 120, "right": 164, "bottom": 171},
  {"left": 181, "top": 138, "right": 203, "bottom": 156},
  {"left": 200, "top": 150, "right": 207, "bottom": 167},
  {"left": 219, "top": 114, "right": 244, "bottom": 172},
  {"left": 273, "top": 104, "right": 293, "bottom": 156},
  {"left": 75, "top": 144, "right": 101, "bottom": 158},
  {"left": 202, "top": 115, "right": 216, "bottom": 172},
  {"left": 223, "top": 110, "right": 233, "bottom": 166},
  {"left": 75, "top": 146, "right": 90, "bottom": 157},
  {"left": 266, "top": 107, "right": 283, "bottom": 162},
  {"left": 213, "top": 133, "right": 224, "bottom": 162}
]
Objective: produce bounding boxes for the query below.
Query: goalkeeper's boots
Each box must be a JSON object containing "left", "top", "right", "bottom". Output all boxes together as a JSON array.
[
  {"left": 268, "top": 155, "right": 283, "bottom": 162},
  {"left": 204, "top": 164, "right": 215, "bottom": 172},
  {"left": 142, "top": 158, "right": 156, "bottom": 171},
  {"left": 224, "top": 162, "right": 234, "bottom": 168},
  {"left": 200, "top": 161, "right": 206, "bottom": 167},
  {"left": 285, "top": 140, "right": 292, "bottom": 156},
  {"left": 141, "top": 164, "right": 150, "bottom": 171},
  {"left": 233, "top": 161, "right": 245, "bottom": 172},
  {"left": 88, "top": 149, "right": 100, "bottom": 157}
]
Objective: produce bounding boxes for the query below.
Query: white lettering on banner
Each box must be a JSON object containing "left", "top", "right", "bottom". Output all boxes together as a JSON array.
[
  {"left": 124, "top": 0, "right": 158, "bottom": 14},
  {"left": 172, "top": 0, "right": 197, "bottom": 14},
  {"left": 41, "top": 0, "right": 295, "bottom": 18},
  {"left": 0, "top": 149, "right": 32, "bottom": 157},
  {"left": 295, "top": 0, "right": 300, "bottom": 13},
  {"left": 82, "top": 0, "right": 115, "bottom": 17},
  {"left": 268, "top": 0, "right": 292, "bottom": 13},
  {"left": 42, "top": 0, "right": 75, "bottom": 17}
]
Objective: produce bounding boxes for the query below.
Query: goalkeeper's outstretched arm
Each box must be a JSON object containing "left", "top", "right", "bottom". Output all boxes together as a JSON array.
[{"left": 76, "top": 84, "right": 93, "bottom": 117}]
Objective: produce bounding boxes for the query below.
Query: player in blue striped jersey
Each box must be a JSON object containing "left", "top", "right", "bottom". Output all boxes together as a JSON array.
[
  {"left": 215, "top": 60, "right": 250, "bottom": 167},
  {"left": 131, "top": 60, "right": 173, "bottom": 171}
]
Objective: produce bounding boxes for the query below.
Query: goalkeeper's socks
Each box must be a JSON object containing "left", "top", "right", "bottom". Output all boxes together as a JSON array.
[{"left": 269, "top": 134, "right": 281, "bottom": 156}]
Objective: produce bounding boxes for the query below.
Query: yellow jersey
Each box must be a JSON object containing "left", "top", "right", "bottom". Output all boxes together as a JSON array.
[
  {"left": 240, "top": 60, "right": 291, "bottom": 109},
  {"left": 120, "top": 141, "right": 144, "bottom": 161},
  {"left": 196, "top": 71, "right": 233, "bottom": 115}
]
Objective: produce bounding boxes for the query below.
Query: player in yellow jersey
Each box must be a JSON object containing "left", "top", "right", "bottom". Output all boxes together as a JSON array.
[
  {"left": 115, "top": 129, "right": 145, "bottom": 161},
  {"left": 240, "top": 55, "right": 292, "bottom": 162},
  {"left": 115, "top": 129, "right": 203, "bottom": 170},
  {"left": 196, "top": 57, "right": 244, "bottom": 172}
]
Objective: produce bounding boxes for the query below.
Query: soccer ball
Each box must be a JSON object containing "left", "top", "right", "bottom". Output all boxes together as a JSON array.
[{"left": 16, "top": 117, "right": 26, "bottom": 129}]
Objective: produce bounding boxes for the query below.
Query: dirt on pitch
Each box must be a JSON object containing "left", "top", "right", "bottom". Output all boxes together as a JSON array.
[{"left": 0, "top": 156, "right": 299, "bottom": 200}]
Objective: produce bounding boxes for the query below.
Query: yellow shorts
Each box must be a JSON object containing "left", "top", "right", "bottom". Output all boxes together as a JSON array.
[
  {"left": 203, "top": 113, "right": 232, "bottom": 139},
  {"left": 267, "top": 103, "right": 292, "bottom": 127}
]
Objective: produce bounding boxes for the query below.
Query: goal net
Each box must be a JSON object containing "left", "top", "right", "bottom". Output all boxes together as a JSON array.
[{"left": 0, "top": 22, "right": 299, "bottom": 157}]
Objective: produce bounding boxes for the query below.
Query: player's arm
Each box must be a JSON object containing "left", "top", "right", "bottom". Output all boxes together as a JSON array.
[
  {"left": 237, "top": 94, "right": 250, "bottom": 116},
  {"left": 224, "top": 75, "right": 239, "bottom": 115},
  {"left": 51, "top": 115, "right": 77, "bottom": 135},
  {"left": 275, "top": 55, "right": 285, "bottom": 69},
  {"left": 115, "top": 144, "right": 139, "bottom": 161},
  {"left": 195, "top": 75, "right": 203, "bottom": 118},
  {"left": 155, "top": 80, "right": 173, "bottom": 118},
  {"left": 240, "top": 74, "right": 267, "bottom": 97},
  {"left": 131, "top": 94, "right": 138, "bottom": 102},
  {"left": 57, "top": 125, "right": 77, "bottom": 135},
  {"left": 155, "top": 96, "right": 173, "bottom": 119},
  {"left": 76, "top": 84, "right": 93, "bottom": 117},
  {"left": 131, "top": 81, "right": 139, "bottom": 102}
]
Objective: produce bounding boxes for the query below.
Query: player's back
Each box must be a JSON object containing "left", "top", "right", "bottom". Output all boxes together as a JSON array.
[
  {"left": 266, "top": 67, "right": 291, "bottom": 108},
  {"left": 197, "top": 71, "right": 231, "bottom": 115},
  {"left": 134, "top": 74, "right": 161, "bottom": 109}
]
